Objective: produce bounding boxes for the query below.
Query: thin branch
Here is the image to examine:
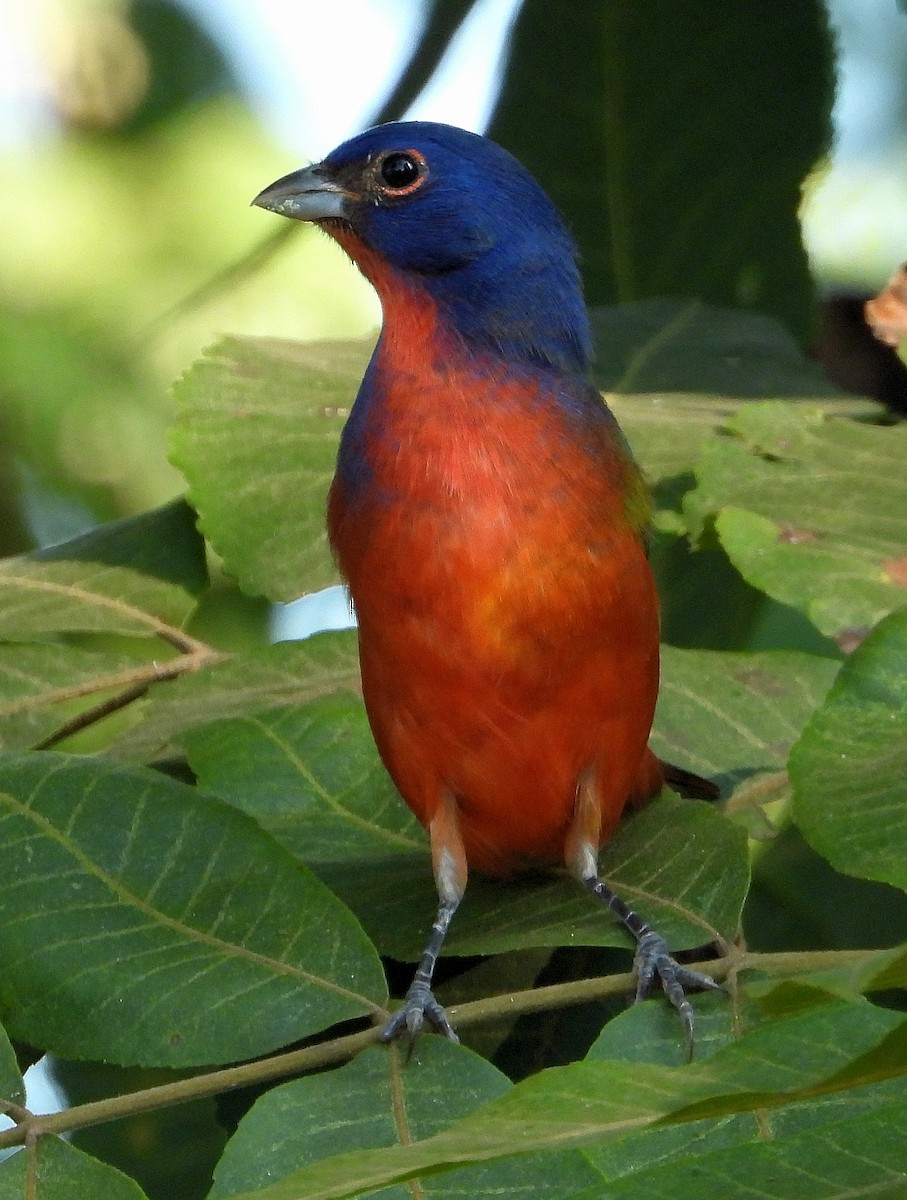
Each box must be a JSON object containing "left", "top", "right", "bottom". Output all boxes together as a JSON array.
[
  {"left": 27, "top": 648, "right": 228, "bottom": 751},
  {"left": 0, "top": 945, "right": 889, "bottom": 1151},
  {"left": 0, "top": 577, "right": 212, "bottom": 656},
  {"left": 5, "top": 651, "right": 223, "bottom": 722},
  {"left": 153, "top": 626, "right": 219, "bottom": 657},
  {"left": 0, "top": 1101, "right": 31, "bottom": 1123},
  {"left": 30, "top": 683, "right": 146, "bottom": 750},
  {"left": 723, "top": 770, "right": 790, "bottom": 815},
  {"left": 0, "top": 1025, "right": 381, "bottom": 1150}
]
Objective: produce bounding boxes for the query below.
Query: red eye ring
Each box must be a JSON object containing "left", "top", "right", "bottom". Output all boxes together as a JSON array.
[{"left": 375, "top": 149, "right": 428, "bottom": 197}]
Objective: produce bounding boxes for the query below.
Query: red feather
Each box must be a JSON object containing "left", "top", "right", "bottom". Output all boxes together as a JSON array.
[{"left": 328, "top": 229, "right": 661, "bottom": 875}]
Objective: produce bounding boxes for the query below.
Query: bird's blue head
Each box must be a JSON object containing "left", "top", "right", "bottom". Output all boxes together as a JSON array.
[{"left": 254, "top": 121, "right": 592, "bottom": 376}]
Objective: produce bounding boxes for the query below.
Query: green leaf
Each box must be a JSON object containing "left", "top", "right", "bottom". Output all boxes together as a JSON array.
[
  {"left": 183, "top": 693, "right": 424, "bottom": 866},
  {"left": 594, "top": 302, "right": 879, "bottom": 544},
  {"left": 184, "top": 643, "right": 830, "bottom": 962},
  {"left": 0, "top": 1017, "right": 24, "bottom": 1108},
  {"left": 0, "top": 557, "right": 197, "bottom": 639},
  {"left": 326, "top": 798, "right": 737, "bottom": 957},
  {"left": 584, "top": 987, "right": 907, "bottom": 1184},
  {"left": 586, "top": 1100, "right": 907, "bottom": 1199},
  {"left": 34, "top": 500, "right": 207, "bottom": 595},
  {"left": 653, "top": 645, "right": 840, "bottom": 791},
  {"left": 587, "top": 985, "right": 743, "bottom": 1068},
  {"left": 217, "top": 1000, "right": 907, "bottom": 1200},
  {"left": 191, "top": 690, "right": 746, "bottom": 959},
  {"left": 488, "top": 4, "right": 834, "bottom": 338},
  {"left": 211, "top": 1040, "right": 598, "bottom": 1200},
  {"left": 0, "top": 753, "right": 385, "bottom": 1066},
  {"left": 588, "top": 794, "right": 747, "bottom": 953},
  {"left": 51, "top": 1057, "right": 229, "bottom": 1200},
  {"left": 685, "top": 402, "right": 907, "bottom": 638},
  {"left": 0, "top": 500, "right": 205, "bottom": 644},
  {"left": 165, "top": 313, "right": 880, "bottom": 609},
  {"left": 170, "top": 336, "right": 369, "bottom": 602},
  {"left": 592, "top": 300, "right": 840, "bottom": 399},
  {"left": 745, "top": 826, "right": 907, "bottom": 960},
  {"left": 790, "top": 610, "right": 907, "bottom": 892},
  {"left": 110, "top": 631, "right": 361, "bottom": 760},
  {"left": 0, "top": 643, "right": 148, "bottom": 751},
  {"left": 0, "top": 1136, "right": 149, "bottom": 1199},
  {"left": 869, "top": 944, "right": 907, "bottom": 993},
  {"left": 611, "top": 393, "right": 739, "bottom": 527},
  {"left": 188, "top": 644, "right": 845, "bottom": 961}
]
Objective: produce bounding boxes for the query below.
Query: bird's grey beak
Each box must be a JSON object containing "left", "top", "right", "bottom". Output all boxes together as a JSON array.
[{"left": 252, "top": 164, "right": 349, "bottom": 221}]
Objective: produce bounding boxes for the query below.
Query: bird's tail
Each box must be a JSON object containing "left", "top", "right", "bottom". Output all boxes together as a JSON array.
[{"left": 658, "top": 759, "right": 720, "bottom": 801}]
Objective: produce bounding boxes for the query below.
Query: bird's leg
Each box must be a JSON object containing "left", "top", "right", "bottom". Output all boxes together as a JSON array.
[
  {"left": 381, "top": 791, "right": 466, "bottom": 1044},
  {"left": 565, "top": 772, "right": 721, "bottom": 1057},
  {"left": 578, "top": 872, "right": 721, "bottom": 1057},
  {"left": 380, "top": 893, "right": 460, "bottom": 1044}
]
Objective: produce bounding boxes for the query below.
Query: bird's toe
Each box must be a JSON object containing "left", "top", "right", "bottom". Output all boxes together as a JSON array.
[{"left": 381, "top": 981, "right": 459, "bottom": 1045}]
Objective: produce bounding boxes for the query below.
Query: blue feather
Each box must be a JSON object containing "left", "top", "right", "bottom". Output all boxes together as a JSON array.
[{"left": 322, "top": 122, "right": 592, "bottom": 375}]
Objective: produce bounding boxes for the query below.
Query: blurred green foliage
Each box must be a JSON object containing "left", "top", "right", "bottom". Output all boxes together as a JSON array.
[
  {"left": 489, "top": 0, "right": 835, "bottom": 339},
  {"left": 0, "top": 0, "right": 376, "bottom": 556}
]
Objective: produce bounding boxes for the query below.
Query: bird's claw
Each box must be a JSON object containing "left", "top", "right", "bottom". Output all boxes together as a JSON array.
[
  {"left": 633, "top": 930, "right": 722, "bottom": 1058},
  {"left": 380, "top": 980, "right": 459, "bottom": 1045}
]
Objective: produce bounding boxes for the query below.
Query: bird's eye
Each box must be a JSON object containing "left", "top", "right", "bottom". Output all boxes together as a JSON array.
[{"left": 376, "top": 151, "right": 426, "bottom": 195}]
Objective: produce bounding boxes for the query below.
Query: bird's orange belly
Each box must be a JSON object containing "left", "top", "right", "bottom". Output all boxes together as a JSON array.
[
  {"left": 347, "top": 518, "right": 660, "bottom": 876},
  {"left": 328, "top": 361, "right": 661, "bottom": 875}
]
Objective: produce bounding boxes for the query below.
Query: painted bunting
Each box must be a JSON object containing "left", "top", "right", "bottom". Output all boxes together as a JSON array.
[{"left": 254, "top": 121, "right": 719, "bottom": 1048}]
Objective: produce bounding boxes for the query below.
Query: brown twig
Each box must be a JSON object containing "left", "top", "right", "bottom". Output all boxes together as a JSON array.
[
  {"left": 27, "top": 648, "right": 227, "bottom": 750},
  {"left": 0, "top": 945, "right": 888, "bottom": 1152}
]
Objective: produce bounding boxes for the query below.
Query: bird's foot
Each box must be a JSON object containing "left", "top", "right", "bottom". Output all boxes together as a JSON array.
[
  {"left": 380, "top": 980, "right": 459, "bottom": 1045},
  {"left": 634, "top": 929, "right": 722, "bottom": 1057}
]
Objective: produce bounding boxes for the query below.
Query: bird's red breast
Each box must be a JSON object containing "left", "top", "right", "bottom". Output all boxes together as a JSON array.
[{"left": 327, "top": 230, "right": 660, "bottom": 876}]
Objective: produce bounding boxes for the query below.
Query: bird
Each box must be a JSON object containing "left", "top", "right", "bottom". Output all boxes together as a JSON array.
[{"left": 253, "top": 121, "right": 720, "bottom": 1050}]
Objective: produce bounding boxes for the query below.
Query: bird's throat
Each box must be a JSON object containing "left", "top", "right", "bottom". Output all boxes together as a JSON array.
[{"left": 325, "top": 222, "right": 447, "bottom": 368}]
